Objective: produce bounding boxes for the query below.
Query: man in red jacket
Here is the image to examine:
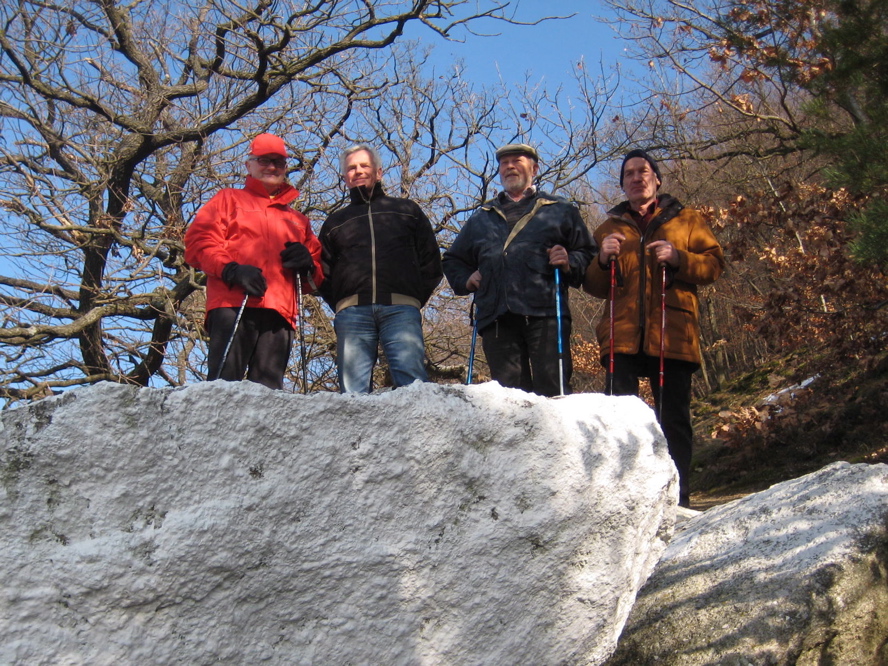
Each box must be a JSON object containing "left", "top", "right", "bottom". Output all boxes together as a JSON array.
[{"left": 185, "top": 133, "right": 323, "bottom": 389}]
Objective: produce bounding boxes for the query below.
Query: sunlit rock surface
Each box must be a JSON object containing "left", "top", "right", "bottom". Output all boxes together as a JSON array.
[
  {"left": 607, "top": 461, "right": 888, "bottom": 666},
  {"left": 1, "top": 380, "right": 676, "bottom": 665}
]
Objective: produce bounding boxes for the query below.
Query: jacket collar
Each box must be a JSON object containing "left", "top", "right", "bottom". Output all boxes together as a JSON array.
[
  {"left": 496, "top": 185, "right": 537, "bottom": 204},
  {"left": 483, "top": 189, "right": 561, "bottom": 211},
  {"left": 609, "top": 194, "right": 682, "bottom": 226},
  {"left": 244, "top": 176, "right": 300, "bottom": 204},
  {"left": 349, "top": 181, "right": 385, "bottom": 205}
]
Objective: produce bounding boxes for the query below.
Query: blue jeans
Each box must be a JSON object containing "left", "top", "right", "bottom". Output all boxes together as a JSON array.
[{"left": 333, "top": 304, "right": 428, "bottom": 393}]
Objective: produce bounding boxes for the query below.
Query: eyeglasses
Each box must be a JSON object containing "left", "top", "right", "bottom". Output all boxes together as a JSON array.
[{"left": 248, "top": 156, "right": 287, "bottom": 168}]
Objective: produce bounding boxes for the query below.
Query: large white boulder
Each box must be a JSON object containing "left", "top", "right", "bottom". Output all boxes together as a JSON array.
[
  {"left": 0, "top": 380, "right": 676, "bottom": 665},
  {"left": 606, "top": 461, "right": 888, "bottom": 665}
]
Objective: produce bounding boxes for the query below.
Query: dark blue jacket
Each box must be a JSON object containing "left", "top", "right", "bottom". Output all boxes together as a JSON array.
[{"left": 443, "top": 191, "right": 596, "bottom": 330}]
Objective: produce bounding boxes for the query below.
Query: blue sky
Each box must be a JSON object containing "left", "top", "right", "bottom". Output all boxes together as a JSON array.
[
  {"left": 408, "top": 1, "right": 636, "bottom": 90},
  {"left": 400, "top": 0, "right": 646, "bottom": 196}
]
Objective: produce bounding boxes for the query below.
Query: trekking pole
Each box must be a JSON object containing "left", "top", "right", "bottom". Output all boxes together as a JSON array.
[
  {"left": 608, "top": 257, "right": 616, "bottom": 396},
  {"left": 213, "top": 293, "right": 248, "bottom": 381},
  {"left": 466, "top": 298, "right": 477, "bottom": 385},
  {"left": 658, "top": 262, "right": 667, "bottom": 420},
  {"left": 296, "top": 274, "right": 308, "bottom": 394},
  {"left": 554, "top": 267, "right": 565, "bottom": 397}
]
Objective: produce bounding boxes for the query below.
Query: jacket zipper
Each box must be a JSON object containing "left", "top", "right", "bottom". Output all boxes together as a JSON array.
[
  {"left": 637, "top": 222, "right": 649, "bottom": 351},
  {"left": 638, "top": 202, "right": 674, "bottom": 352},
  {"left": 368, "top": 200, "right": 377, "bottom": 302}
]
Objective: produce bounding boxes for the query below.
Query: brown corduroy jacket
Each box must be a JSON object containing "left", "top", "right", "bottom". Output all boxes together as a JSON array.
[{"left": 582, "top": 194, "right": 725, "bottom": 365}]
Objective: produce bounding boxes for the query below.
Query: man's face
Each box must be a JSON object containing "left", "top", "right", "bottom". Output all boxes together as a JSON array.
[
  {"left": 621, "top": 157, "right": 660, "bottom": 210},
  {"left": 343, "top": 150, "right": 382, "bottom": 190},
  {"left": 498, "top": 153, "right": 538, "bottom": 197},
  {"left": 246, "top": 154, "right": 287, "bottom": 194}
]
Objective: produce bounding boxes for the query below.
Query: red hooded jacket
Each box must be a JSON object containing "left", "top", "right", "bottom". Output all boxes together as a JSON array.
[{"left": 185, "top": 176, "right": 323, "bottom": 326}]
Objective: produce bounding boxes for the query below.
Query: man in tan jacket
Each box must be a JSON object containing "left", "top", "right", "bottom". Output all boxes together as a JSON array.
[{"left": 583, "top": 149, "right": 724, "bottom": 507}]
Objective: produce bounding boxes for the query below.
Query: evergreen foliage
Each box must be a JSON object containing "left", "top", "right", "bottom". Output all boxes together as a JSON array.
[{"left": 803, "top": 0, "right": 888, "bottom": 269}]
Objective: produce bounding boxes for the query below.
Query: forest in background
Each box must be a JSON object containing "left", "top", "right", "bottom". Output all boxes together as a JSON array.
[{"left": 1, "top": 1, "right": 885, "bottom": 496}]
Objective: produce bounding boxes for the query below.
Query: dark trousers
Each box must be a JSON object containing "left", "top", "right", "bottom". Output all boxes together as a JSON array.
[
  {"left": 480, "top": 313, "right": 572, "bottom": 397},
  {"left": 207, "top": 307, "right": 294, "bottom": 390},
  {"left": 607, "top": 352, "right": 697, "bottom": 507}
]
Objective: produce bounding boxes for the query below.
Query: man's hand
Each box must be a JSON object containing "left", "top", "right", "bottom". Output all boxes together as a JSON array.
[
  {"left": 222, "top": 262, "right": 267, "bottom": 297},
  {"left": 648, "top": 240, "right": 679, "bottom": 267},
  {"left": 598, "top": 232, "right": 625, "bottom": 267},
  {"left": 281, "top": 241, "right": 316, "bottom": 274},
  {"left": 548, "top": 244, "right": 569, "bottom": 269},
  {"left": 466, "top": 270, "right": 482, "bottom": 292}
]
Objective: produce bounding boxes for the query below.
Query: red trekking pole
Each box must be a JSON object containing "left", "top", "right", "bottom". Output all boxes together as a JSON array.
[
  {"left": 658, "top": 262, "right": 667, "bottom": 420},
  {"left": 608, "top": 258, "right": 616, "bottom": 396}
]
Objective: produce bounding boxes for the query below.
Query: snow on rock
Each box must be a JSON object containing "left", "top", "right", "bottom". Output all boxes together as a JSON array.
[
  {"left": 606, "top": 461, "right": 888, "bottom": 665},
  {"left": 0, "top": 380, "right": 677, "bottom": 665}
]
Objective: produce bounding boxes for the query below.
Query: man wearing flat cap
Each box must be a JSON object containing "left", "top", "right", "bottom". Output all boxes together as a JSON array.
[
  {"left": 443, "top": 143, "right": 596, "bottom": 396},
  {"left": 185, "top": 132, "right": 323, "bottom": 389},
  {"left": 583, "top": 148, "right": 724, "bottom": 507}
]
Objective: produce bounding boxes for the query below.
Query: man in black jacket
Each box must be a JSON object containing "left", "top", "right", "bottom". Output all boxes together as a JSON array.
[
  {"left": 319, "top": 144, "right": 443, "bottom": 393},
  {"left": 442, "top": 144, "right": 596, "bottom": 396}
]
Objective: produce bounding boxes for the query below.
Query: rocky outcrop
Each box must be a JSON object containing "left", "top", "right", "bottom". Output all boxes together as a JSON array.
[
  {"left": 606, "top": 461, "right": 888, "bottom": 666},
  {"left": 0, "top": 381, "right": 676, "bottom": 666}
]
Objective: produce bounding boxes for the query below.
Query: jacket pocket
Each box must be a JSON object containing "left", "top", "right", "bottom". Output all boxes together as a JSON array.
[
  {"left": 522, "top": 252, "right": 555, "bottom": 309},
  {"left": 665, "top": 304, "right": 695, "bottom": 345}
]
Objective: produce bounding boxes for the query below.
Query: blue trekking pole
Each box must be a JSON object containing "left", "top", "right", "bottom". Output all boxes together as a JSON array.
[
  {"left": 466, "top": 298, "right": 477, "bottom": 385},
  {"left": 554, "top": 267, "right": 565, "bottom": 396}
]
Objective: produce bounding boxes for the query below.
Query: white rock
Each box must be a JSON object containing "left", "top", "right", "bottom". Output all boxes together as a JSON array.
[
  {"left": 0, "top": 380, "right": 677, "bottom": 665},
  {"left": 606, "top": 461, "right": 888, "bottom": 665}
]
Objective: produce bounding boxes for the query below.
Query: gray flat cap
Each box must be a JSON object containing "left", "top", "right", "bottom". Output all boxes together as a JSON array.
[{"left": 495, "top": 143, "right": 539, "bottom": 163}]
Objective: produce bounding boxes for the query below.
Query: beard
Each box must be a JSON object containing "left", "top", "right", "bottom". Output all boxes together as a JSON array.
[{"left": 500, "top": 172, "right": 530, "bottom": 195}]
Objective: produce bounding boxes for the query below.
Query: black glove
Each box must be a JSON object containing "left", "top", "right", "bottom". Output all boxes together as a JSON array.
[
  {"left": 280, "top": 241, "right": 316, "bottom": 274},
  {"left": 221, "top": 262, "right": 267, "bottom": 297}
]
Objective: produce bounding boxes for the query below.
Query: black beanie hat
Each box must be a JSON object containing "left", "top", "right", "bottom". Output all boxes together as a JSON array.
[{"left": 620, "top": 149, "right": 661, "bottom": 187}]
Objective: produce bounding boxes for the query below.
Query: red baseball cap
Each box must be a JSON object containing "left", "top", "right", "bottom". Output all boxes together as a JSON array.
[{"left": 249, "top": 133, "right": 288, "bottom": 157}]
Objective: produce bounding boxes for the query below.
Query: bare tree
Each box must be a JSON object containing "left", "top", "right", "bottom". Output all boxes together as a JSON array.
[
  {"left": 0, "top": 0, "right": 532, "bottom": 404},
  {"left": 599, "top": 0, "right": 843, "bottom": 166}
]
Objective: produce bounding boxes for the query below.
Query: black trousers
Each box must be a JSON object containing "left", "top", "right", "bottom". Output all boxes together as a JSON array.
[
  {"left": 480, "top": 313, "right": 572, "bottom": 397},
  {"left": 207, "top": 307, "right": 294, "bottom": 390},
  {"left": 607, "top": 352, "right": 698, "bottom": 507}
]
